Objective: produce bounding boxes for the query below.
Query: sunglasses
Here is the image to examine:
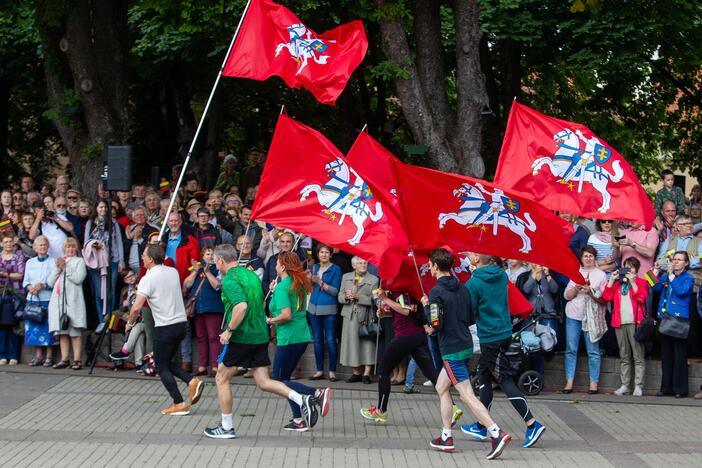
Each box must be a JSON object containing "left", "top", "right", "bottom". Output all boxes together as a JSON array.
[{"left": 601, "top": 220, "right": 613, "bottom": 224}]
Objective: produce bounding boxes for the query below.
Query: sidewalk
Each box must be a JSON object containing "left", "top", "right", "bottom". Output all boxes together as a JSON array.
[{"left": 1, "top": 367, "right": 701, "bottom": 467}]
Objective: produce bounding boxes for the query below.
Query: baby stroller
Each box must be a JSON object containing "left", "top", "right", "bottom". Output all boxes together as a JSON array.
[{"left": 504, "top": 311, "right": 559, "bottom": 396}]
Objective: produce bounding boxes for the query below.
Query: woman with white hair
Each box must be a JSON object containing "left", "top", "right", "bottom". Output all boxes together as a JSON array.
[
  {"left": 215, "top": 154, "right": 240, "bottom": 193},
  {"left": 22, "top": 236, "right": 56, "bottom": 366},
  {"left": 338, "top": 256, "right": 378, "bottom": 383}
]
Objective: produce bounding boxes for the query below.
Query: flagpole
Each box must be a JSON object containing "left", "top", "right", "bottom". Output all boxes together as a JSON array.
[
  {"left": 409, "top": 245, "right": 426, "bottom": 297},
  {"left": 159, "top": 0, "right": 254, "bottom": 240}
]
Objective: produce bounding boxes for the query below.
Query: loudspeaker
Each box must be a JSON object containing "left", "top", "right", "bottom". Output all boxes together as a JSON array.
[
  {"left": 150, "top": 166, "right": 166, "bottom": 189},
  {"left": 105, "top": 145, "right": 132, "bottom": 192}
]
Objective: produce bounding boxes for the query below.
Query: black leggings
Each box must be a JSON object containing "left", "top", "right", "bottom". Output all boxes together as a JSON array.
[
  {"left": 476, "top": 362, "right": 533, "bottom": 425},
  {"left": 377, "top": 332, "right": 437, "bottom": 412},
  {"left": 154, "top": 322, "right": 192, "bottom": 404}
]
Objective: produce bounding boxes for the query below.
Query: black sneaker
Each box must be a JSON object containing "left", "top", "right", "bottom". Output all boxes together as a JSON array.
[
  {"left": 300, "top": 395, "right": 319, "bottom": 428},
  {"left": 203, "top": 424, "right": 236, "bottom": 439},
  {"left": 283, "top": 420, "right": 309, "bottom": 432},
  {"left": 486, "top": 431, "right": 511, "bottom": 460},
  {"left": 109, "top": 350, "right": 129, "bottom": 361}
]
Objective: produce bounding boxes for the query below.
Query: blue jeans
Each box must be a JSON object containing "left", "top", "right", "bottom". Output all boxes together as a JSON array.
[
  {"left": 564, "top": 316, "right": 601, "bottom": 383},
  {"left": 307, "top": 313, "right": 337, "bottom": 372},
  {"left": 531, "top": 318, "right": 558, "bottom": 377},
  {"left": 0, "top": 327, "right": 20, "bottom": 360},
  {"left": 180, "top": 320, "right": 192, "bottom": 363},
  {"left": 272, "top": 342, "right": 316, "bottom": 418},
  {"left": 88, "top": 262, "right": 118, "bottom": 324}
]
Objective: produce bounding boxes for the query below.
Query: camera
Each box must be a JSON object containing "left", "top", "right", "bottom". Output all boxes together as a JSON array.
[
  {"left": 618, "top": 267, "right": 630, "bottom": 282},
  {"left": 614, "top": 235, "right": 626, "bottom": 241},
  {"left": 43, "top": 210, "right": 55, "bottom": 219}
]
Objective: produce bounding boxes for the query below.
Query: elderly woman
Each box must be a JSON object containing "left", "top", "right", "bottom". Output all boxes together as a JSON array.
[
  {"left": 16, "top": 210, "right": 37, "bottom": 257},
  {"left": 652, "top": 251, "right": 695, "bottom": 398},
  {"left": 48, "top": 238, "right": 87, "bottom": 370},
  {"left": 215, "top": 154, "right": 240, "bottom": 193},
  {"left": 338, "top": 256, "right": 378, "bottom": 384},
  {"left": 307, "top": 243, "right": 342, "bottom": 381},
  {"left": 562, "top": 245, "right": 607, "bottom": 394},
  {"left": 602, "top": 257, "right": 649, "bottom": 397},
  {"left": 22, "top": 236, "right": 56, "bottom": 366},
  {"left": 0, "top": 232, "right": 26, "bottom": 365}
]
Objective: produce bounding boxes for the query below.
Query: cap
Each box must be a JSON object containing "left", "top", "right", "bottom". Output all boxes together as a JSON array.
[{"left": 186, "top": 199, "right": 201, "bottom": 209}]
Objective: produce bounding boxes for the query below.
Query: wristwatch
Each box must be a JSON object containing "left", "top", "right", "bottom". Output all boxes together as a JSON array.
[
  {"left": 224, "top": 326, "right": 233, "bottom": 333},
  {"left": 631, "top": 242, "right": 637, "bottom": 248}
]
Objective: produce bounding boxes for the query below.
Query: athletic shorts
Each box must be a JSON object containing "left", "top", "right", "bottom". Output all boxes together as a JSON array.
[
  {"left": 443, "top": 359, "right": 471, "bottom": 385},
  {"left": 221, "top": 342, "right": 270, "bottom": 369},
  {"left": 476, "top": 338, "right": 516, "bottom": 382}
]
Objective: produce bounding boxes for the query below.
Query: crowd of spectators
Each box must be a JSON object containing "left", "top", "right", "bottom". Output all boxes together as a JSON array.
[{"left": 0, "top": 160, "right": 701, "bottom": 398}]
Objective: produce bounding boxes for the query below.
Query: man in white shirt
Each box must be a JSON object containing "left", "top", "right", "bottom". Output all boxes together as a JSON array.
[{"left": 125, "top": 244, "right": 204, "bottom": 416}]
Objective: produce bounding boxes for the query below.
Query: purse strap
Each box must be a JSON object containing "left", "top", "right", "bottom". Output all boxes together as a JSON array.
[{"left": 191, "top": 269, "right": 208, "bottom": 300}]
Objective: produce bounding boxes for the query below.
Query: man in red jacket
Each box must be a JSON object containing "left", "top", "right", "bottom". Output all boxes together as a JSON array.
[{"left": 164, "top": 211, "right": 200, "bottom": 372}]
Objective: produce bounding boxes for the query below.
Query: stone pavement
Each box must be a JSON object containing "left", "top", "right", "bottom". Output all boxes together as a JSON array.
[{"left": 0, "top": 368, "right": 701, "bottom": 467}]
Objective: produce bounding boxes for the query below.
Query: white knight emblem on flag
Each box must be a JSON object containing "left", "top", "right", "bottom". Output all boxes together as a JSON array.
[
  {"left": 438, "top": 182, "right": 536, "bottom": 253},
  {"left": 531, "top": 128, "right": 624, "bottom": 213},
  {"left": 300, "top": 158, "right": 383, "bottom": 245},
  {"left": 275, "top": 23, "right": 335, "bottom": 75}
]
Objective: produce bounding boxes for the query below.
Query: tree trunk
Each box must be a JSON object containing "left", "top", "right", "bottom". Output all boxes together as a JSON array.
[
  {"left": 35, "top": 0, "right": 129, "bottom": 197},
  {"left": 0, "top": 75, "right": 9, "bottom": 170},
  {"left": 377, "top": 0, "right": 487, "bottom": 177}
]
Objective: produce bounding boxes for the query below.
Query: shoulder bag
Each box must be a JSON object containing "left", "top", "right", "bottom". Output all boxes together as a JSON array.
[
  {"left": 633, "top": 310, "right": 656, "bottom": 343},
  {"left": 185, "top": 271, "right": 207, "bottom": 318},
  {"left": 358, "top": 307, "right": 379, "bottom": 340},
  {"left": 59, "top": 269, "right": 69, "bottom": 330},
  {"left": 0, "top": 283, "right": 19, "bottom": 326},
  {"left": 659, "top": 313, "right": 689, "bottom": 340}
]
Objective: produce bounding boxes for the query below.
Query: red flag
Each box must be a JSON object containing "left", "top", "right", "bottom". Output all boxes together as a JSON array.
[
  {"left": 384, "top": 250, "right": 531, "bottom": 316},
  {"left": 222, "top": 0, "right": 368, "bottom": 105},
  {"left": 393, "top": 162, "right": 584, "bottom": 283},
  {"left": 251, "top": 115, "right": 407, "bottom": 277},
  {"left": 494, "top": 102, "right": 655, "bottom": 228}
]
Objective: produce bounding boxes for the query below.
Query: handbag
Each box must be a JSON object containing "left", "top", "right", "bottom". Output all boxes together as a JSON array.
[
  {"left": 358, "top": 309, "right": 379, "bottom": 339},
  {"left": 59, "top": 269, "right": 69, "bottom": 330},
  {"left": 0, "top": 284, "right": 20, "bottom": 326},
  {"left": 634, "top": 312, "right": 656, "bottom": 343},
  {"left": 184, "top": 270, "right": 207, "bottom": 318},
  {"left": 659, "top": 313, "right": 690, "bottom": 340},
  {"left": 17, "top": 301, "right": 46, "bottom": 324}
]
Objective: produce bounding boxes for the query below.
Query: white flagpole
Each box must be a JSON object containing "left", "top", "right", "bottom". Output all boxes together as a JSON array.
[{"left": 159, "top": 0, "right": 253, "bottom": 240}]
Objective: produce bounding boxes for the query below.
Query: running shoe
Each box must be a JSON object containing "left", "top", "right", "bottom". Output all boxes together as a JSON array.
[
  {"left": 450, "top": 405, "right": 463, "bottom": 428},
  {"left": 314, "top": 387, "right": 332, "bottom": 417},
  {"left": 300, "top": 395, "right": 319, "bottom": 428},
  {"left": 429, "top": 436, "right": 455, "bottom": 452},
  {"left": 403, "top": 384, "right": 421, "bottom": 394},
  {"left": 359, "top": 405, "right": 387, "bottom": 424},
  {"left": 460, "top": 422, "right": 488, "bottom": 441},
  {"left": 486, "top": 431, "right": 511, "bottom": 460},
  {"left": 109, "top": 350, "right": 129, "bottom": 361},
  {"left": 522, "top": 421, "right": 546, "bottom": 448},
  {"left": 188, "top": 377, "right": 204, "bottom": 405},
  {"left": 283, "top": 420, "right": 309, "bottom": 432},
  {"left": 203, "top": 424, "right": 237, "bottom": 439},
  {"left": 160, "top": 402, "right": 190, "bottom": 416}
]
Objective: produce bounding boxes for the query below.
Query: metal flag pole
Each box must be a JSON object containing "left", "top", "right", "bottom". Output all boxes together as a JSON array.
[{"left": 159, "top": 0, "right": 253, "bottom": 240}]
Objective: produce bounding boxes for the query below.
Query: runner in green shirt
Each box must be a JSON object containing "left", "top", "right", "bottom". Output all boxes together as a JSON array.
[
  {"left": 203, "top": 244, "right": 325, "bottom": 439},
  {"left": 267, "top": 252, "right": 330, "bottom": 431}
]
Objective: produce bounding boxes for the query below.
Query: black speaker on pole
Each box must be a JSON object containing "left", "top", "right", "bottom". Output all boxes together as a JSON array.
[{"left": 104, "top": 145, "right": 132, "bottom": 192}]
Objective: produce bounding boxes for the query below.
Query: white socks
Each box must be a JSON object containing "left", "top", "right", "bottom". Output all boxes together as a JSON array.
[
  {"left": 288, "top": 390, "right": 303, "bottom": 407},
  {"left": 441, "top": 428, "right": 452, "bottom": 441},
  {"left": 221, "top": 413, "right": 233, "bottom": 431},
  {"left": 487, "top": 424, "right": 500, "bottom": 438}
]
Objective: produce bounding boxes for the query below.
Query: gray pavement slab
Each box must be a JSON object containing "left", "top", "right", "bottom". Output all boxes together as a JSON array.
[{"left": 0, "top": 370, "right": 701, "bottom": 467}]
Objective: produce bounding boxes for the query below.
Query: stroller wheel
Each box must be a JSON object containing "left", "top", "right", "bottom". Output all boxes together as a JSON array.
[{"left": 518, "top": 370, "right": 544, "bottom": 396}]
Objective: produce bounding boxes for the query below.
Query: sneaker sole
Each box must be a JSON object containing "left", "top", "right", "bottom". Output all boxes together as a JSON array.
[
  {"left": 284, "top": 426, "right": 310, "bottom": 432},
  {"left": 486, "top": 434, "right": 511, "bottom": 460},
  {"left": 320, "top": 388, "right": 332, "bottom": 417},
  {"left": 162, "top": 410, "right": 190, "bottom": 416},
  {"left": 460, "top": 426, "right": 488, "bottom": 441},
  {"left": 522, "top": 426, "right": 546, "bottom": 448},
  {"left": 203, "top": 431, "right": 236, "bottom": 439},
  {"left": 302, "top": 397, "right": 314, "bottom": 427},
  {"left": 429, "top": 441, "right": 455, "bottom": 452},
  {"left": 191, "top": 380, "right": 205, "bottom": 405}
]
